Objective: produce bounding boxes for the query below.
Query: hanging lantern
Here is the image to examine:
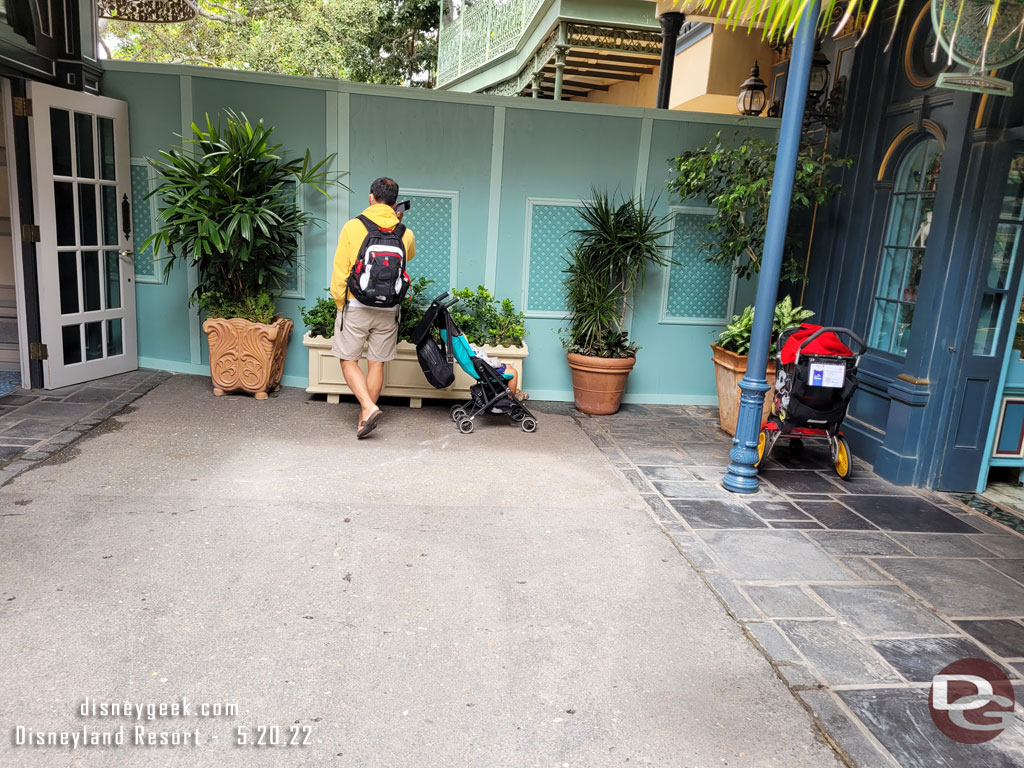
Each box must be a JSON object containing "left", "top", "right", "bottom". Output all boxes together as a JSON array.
[
  {"left": 736, "top": 60, "right": 768, "bottom": 116},
  {"left": 808, "top": 43, "right": 831, "bottom": 100},
  {"left": 98, "top": 0, "right": 197, "bottom": 23}
]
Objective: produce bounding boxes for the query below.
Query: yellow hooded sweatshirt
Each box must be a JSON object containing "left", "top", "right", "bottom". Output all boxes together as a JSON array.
[{"left": 330, "top": 203, "right": 416, "bottom": 309}]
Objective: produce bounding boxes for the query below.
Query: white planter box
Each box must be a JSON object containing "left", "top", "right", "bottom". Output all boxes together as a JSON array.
[{"left": 302, "top": 334, "right": 529, "bottom": 408}]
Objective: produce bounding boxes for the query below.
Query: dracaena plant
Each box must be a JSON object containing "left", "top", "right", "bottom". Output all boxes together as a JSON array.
[
  {"left": 562, "top": 190, "right": 675, "bottom": 358},
  {"left": 144, "top": 110, "right": 341, "bottom": 312}
]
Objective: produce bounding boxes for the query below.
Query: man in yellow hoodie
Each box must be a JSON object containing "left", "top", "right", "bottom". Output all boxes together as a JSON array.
[{"left": 330, "top": 177, "right": 415, "bottom": 438}]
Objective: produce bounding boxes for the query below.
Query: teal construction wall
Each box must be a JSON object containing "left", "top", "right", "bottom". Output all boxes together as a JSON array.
[{"left": 101, "top": 62, "right": 776, "bottom": 403}]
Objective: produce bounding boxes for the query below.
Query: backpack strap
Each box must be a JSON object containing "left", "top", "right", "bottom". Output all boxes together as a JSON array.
[
  {"left": 394, "top": 222, "right": 407, "bottom": 238},
  {"left": 357, "top": 215, "right": 379, "bottom": 233}
]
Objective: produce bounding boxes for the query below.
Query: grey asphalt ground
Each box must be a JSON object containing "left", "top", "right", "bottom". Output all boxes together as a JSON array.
[{"left": 0, "top": 375, "right": 842, "bottom": 767}]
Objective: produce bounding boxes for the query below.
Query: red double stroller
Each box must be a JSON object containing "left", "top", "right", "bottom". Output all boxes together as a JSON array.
[{"left": 756, "top": 324, "right": 866, "bottom": 480}]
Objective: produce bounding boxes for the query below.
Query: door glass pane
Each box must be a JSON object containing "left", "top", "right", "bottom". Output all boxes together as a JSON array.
[
  {"left": 101, "top": 185, "right": 118, "bottom": 246},
  {"left": 58, "top": 252, "right": 79, "bottom": 314},
  {"left": 104, "top": 251, "right": 121, "bottom": 309},
  {"left": 868, "top": 300, "right": 898, "bottom": 350},
  {"left": 85, "top": 321, "right": 103, "bottom": 361},
  {"left": 894, "top": 304, "right": 915, "bottom": 356},
  {"left": 50, "top": 108, "right": 72, "bottom": 177},
  {"left": 988, "top": 223, "right": 1019, "bottom": 290},
  {"left": 75, "top": 113, "right": 95, "bottom": 179},
  {"left": 107, "top": 318, "right": 123, "bottom": 356},
  {"left": 98, "top": 117, "right": 116, "bottom": 181},
  {"left": 62, "top": 325, "right": 82, "bottom": 364},
  {"left": 974, "top": 292, "right": 1003, "bottom": 356},
  {"left": 82, "top": 251, "right": 102, "bottom": 312},
  {"left": 78, "top": 183, "right": 98, "bottom": 246},
  {"left": 868, "top": 137, "right": 942, "bottom": 355},
  {"left": 55, "top": 182, "right": 75, "bottom": 246},
  {"left": 885, "top": 195, "right": 921, "bottom": 247}
]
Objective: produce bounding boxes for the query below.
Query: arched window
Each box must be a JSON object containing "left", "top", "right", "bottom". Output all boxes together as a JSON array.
[{"left": 867, "top": 137, "right": 943, "bottom": 356}]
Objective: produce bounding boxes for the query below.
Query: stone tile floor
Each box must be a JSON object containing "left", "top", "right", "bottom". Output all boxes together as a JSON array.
[
  {"left": 571, "top": 403, "right": 1024, "bottom": 768},
  {"left": 0, "top": 369, "right": 170, "bottom": 485}
]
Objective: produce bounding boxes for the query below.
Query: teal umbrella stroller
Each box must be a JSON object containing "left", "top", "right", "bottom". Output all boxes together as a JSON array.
[{"left": 411, "top": 292, "right": 538, "bottom": 434}]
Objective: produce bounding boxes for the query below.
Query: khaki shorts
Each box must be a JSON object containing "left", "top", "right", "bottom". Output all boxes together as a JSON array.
[{"left": 331, "top": 304, "right": 399, "bottom": 362}]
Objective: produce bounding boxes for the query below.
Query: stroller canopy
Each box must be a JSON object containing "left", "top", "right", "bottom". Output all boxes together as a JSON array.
[{"left": 780, "top": 324, "right": 854, "bottom": 365}]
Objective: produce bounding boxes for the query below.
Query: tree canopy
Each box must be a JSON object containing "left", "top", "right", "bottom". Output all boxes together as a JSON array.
[{"left": 101, "top": 0, "right": 440, "bottom": 85}]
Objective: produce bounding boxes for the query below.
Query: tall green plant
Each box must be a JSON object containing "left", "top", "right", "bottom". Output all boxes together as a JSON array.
[
  {"left": 668, "top": 134, "right": 850, "bottom": 283},
  {"left": 562, "top": 191, "right": 675, "bottom": 358},
  {"left": 144, "top": 110, "right": 340, "bottom": 308}
]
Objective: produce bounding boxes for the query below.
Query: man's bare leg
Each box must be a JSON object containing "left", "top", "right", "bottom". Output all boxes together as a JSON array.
[
  {"left": 366, "top": 361, "right": 385, "bottom": 403},
  {"left": 341, "top": 360, "right": 380, "bottom": 426}
]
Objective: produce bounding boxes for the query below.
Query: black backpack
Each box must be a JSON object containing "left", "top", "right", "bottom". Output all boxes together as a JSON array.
[
  {"left": 347, "top": 215, "right": 410, "bottom": 308},
  {"left": 412, "top": 299, "right": 456, "bottom": 389}
]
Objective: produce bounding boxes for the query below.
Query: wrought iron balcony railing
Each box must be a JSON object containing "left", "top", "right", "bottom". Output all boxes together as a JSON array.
[{"left": 437, "top": 0, "right": 548, "bottom": 86}]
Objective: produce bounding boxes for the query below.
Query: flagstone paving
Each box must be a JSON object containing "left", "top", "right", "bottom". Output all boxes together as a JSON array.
[
  {"left": 0, "top": 369, "right": 170, "bottom": 482},
  {"left": 575, "top": 403, "right": 1024, "bottom": 768}
]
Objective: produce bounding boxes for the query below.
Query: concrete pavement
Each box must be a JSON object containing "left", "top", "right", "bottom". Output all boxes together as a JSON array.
[{"left": 0, "top": 374, "right": 842, "bottom": 767}]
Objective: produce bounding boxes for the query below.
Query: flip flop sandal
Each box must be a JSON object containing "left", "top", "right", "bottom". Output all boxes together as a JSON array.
[{"left": 357, "top": 408, "right": 383, "bottom": 439}]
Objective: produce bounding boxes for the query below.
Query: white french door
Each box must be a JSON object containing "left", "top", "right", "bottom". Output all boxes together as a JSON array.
[{"left": 28, "top": 82, "right": 137, "bottom": 389}]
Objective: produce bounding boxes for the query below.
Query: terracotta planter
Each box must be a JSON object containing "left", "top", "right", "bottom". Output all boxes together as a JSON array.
[
  {"left": 566, "top": 352, "right": 636, "bottom": 415},
  {"left": 710, "top": 344, "right": 777, "bottom": 436},
  {"left": 202, "top": 316, "right": 293, "bottom": 399},
  {"left": 302, "top": 335, "right": 529, "bottom": 408}
]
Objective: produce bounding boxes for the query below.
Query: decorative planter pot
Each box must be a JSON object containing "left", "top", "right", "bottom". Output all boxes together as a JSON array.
[
  {"left": 202, "top": 316, "right": 293, "bottom": 400},
  {"left": 566, "top": 352, "right": 636, "bottom": 415},
  {"left": 710, "top": 344, "right": 777, "bottom": 436},
  {"left": 302, "top": 335, "right": 529, "bottom": 408}
]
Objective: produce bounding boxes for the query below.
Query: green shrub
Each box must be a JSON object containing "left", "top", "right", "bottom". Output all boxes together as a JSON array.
[
  {"left": 451, "top": 286, "right": 525, "bottom": 347},
  {"left": 298, "top": 294, "right": 338, "bottom": 338},
  {"left": 715, "top": 296, "right": 815, "bottom": 355}
]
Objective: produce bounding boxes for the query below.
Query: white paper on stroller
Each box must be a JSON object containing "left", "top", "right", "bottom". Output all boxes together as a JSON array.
[{"left": 810, "top": 362, "right": 845, "bottom": 388}]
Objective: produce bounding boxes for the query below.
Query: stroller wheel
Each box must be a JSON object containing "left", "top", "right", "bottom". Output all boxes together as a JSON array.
[
  {"left": 509, "top": 406, "right": 526, "bottom": 422},
  {"left": 450, "top": 404, "right": 466, "bottom": 421},
  {"left": 521, "top": 417, "right": 537, "bottom": 433},
  {"left": 789, "top": 439, "right": 804, "bottom": 458},
  {"left": 755, "top": 428, "right": 770, "bottom": 468},
  {"left": 457, "top": 418, "right": 475, "bottom": 434},
  {"left": 833, "top": 436, "right": 853, "bottom": 480}
]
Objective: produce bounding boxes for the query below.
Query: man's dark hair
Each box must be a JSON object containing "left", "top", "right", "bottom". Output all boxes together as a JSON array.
[{"left": 370, "top": 177, "right": 399, "bottom": 206}]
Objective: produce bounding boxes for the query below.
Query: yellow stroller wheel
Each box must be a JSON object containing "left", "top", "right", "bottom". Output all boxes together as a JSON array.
[{"left": 833, "top": 436, "right": 853, "bottom": 481}]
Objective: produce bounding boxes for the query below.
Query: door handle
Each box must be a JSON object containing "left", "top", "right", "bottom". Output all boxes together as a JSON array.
[
  {"left": 118, "top": 250, "right": 134, "bottom": 258},
  {"left": 121, "top": 194, "right": 132, "bottom": 239}
]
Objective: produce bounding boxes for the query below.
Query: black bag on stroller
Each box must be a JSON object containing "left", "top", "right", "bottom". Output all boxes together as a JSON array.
[{"left": 412, "top": 298, "right": 456, "bottom": 389}]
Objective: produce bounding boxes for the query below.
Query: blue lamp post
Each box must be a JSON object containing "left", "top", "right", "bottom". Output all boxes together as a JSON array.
[{"left": 722, "top": 0, "right": 822, "bottom": 494}]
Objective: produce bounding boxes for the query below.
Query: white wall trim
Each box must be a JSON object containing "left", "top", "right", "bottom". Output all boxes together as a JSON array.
[
  {"left": 658, "top": 204, "right": 737, "bottom": 326},
  {"left": 484, "top": 105, "right": 505, "bottom": 292},
  {"left": 178, "top": 75, "right": 201, "bottom": 365}
]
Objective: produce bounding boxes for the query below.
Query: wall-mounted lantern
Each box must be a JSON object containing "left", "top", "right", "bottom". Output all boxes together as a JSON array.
[{"left": 736, "top": 61, "right": 768, "bottom": 116}]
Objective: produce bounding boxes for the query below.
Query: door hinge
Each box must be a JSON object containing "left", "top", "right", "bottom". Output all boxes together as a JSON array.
[
  {"left": 21, "top": 223, "right": 40, "bottom": 243},
  {"left": 29, "top": 343, "right": 48, "bottom": 361},
  {"left": 13, "top": 97, "right": 31, "bottom": 118}
]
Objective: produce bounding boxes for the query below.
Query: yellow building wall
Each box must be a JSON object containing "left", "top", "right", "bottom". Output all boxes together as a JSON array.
[{"left": 580, "top": 68, "right": 659, "bottom": 107}]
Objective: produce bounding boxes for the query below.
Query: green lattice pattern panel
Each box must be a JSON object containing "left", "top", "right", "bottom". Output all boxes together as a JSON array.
[
  {"left": 403, "top": 195, "right": 453, "bottom": 290},
  {"left": 527, "top": 204, "right": 584, "bottom": 313},
  {"left": 666, "top": 212, "right": 731, "bottom": 321},
  {"left": 130, "top": 162, "right": 157, "bottom": 279}
]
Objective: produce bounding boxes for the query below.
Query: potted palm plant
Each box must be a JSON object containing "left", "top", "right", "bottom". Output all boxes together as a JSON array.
[
  {"left": 145, "top": 111, "right": 336, "bottom": 399},
  {"left": 562, "top": 191, "right": 674, "bottom": 415}
]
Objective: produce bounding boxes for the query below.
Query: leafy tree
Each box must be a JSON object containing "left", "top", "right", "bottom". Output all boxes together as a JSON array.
[{"left": 102, "top": 0, "right": 439, "bottom": 84}]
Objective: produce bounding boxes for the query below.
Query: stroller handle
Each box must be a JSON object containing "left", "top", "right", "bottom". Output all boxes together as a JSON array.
[
  {"left": 787, "top": 326, "right": 866, "bottom": 364},
  {"left": 430, "top": 291, "right": 460, "bottom": 310}
]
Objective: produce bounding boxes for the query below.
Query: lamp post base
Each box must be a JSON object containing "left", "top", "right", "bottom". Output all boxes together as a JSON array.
[{"left": 722, "top": 376, "right": 770, "bottom": 493}]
